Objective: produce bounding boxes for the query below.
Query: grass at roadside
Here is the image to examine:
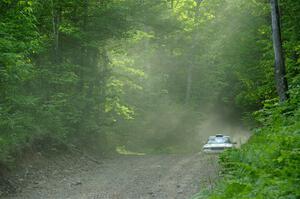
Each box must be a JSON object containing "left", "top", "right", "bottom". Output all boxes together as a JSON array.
[{"left": 193, "top": 105, "right": 300, "bottom": 199}]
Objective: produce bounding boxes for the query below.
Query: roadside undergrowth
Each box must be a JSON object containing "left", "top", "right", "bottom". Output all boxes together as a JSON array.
[{"left": 193, "top": 101, "right": 300, "bottom": 199}]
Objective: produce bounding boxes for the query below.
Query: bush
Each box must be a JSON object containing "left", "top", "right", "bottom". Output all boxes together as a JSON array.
[{"left": 193, "top": 104, "right": 300, "bottom": 199}]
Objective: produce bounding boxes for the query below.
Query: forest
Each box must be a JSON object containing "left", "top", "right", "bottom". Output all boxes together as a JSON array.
[{"left": 0, "top": 0, "right": 299, "bottom": 198}]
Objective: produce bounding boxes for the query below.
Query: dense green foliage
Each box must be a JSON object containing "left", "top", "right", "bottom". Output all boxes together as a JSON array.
[
  {"left": 0, "top": 0, "right": 144, "bottom": 162},
  {"left": 0, "top": 0, "right": 213, "bottom": 162}
]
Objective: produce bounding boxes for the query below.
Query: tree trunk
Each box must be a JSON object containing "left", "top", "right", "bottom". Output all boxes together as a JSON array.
[
  {"left": 270, "top": 0, "right": 288, "bottom": 102},
  {"left": 83, "top": 0, "right": 88, "bottom": 31},
  {"left": 185, "top": 65, "right": 192, "bottom": 104},
  {"left": 52, "top": 0, "right": 61, "bottom": 63},
  {"left": 78, "top": 0, "right": 88, "bottom": 91},
  {"left": 184, "top": 0, "right": 202, "bottom": 104}
]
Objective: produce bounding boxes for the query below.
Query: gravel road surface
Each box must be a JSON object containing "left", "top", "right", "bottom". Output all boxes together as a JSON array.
[{"left": 3, "top": 153, "right": 218, "bottom": 199}]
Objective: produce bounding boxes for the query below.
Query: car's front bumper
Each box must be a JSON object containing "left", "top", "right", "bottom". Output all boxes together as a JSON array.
[
  {"left": 203, "top": 147, "right": 233, "bottom": 153},
  {"left": 203, "top": 149, "right": 224, "bottom": 153}
]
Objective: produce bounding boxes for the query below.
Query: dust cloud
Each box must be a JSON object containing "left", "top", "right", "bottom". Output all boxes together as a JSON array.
[
  {"left": 122, "top": 99, "right": 251, "bottom": 153},
  {"left": 196, "top": 112, "right": 251, "bottom": 147}
]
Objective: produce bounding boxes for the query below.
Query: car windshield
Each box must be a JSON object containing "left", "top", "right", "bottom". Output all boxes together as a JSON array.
[{"left": 207, "top": 137, "right": 231, "bottom": 144}]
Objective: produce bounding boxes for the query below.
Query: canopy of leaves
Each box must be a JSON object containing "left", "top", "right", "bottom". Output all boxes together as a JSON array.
[{"left": 0, "top": 3, "right": 299, "bottom": 199}]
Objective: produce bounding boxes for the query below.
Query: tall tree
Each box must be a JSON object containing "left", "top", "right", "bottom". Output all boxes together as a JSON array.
[
  {"left": 270, "top": 0, "right": 289, "bottom": 102},
  {"left": 185, "top": 0, "right": 202, "bottom": 104},
  {"left": 51, "top": 0, "right": 62, "bottom": 63}
]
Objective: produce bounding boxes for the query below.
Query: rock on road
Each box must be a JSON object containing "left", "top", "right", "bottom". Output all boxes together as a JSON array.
[{"left": 4, "top": 154, "right": 219, "bottom": 199}]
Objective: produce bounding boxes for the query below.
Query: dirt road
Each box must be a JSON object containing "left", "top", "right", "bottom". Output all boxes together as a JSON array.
[{"left": 4, "top": 153, "right": 218, "bottom": 199}]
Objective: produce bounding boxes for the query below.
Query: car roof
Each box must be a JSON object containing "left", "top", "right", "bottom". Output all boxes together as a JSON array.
[
  {"left": 215, "top": 134, "right": 224, "bottom": 137},
  {"left": 208, "top": 135, "right": 231, "bottom": 139}
]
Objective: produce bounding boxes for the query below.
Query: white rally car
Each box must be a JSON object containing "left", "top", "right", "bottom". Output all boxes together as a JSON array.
[{"left": 203, "top": 134, "right": 236, "bottom": 153}]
